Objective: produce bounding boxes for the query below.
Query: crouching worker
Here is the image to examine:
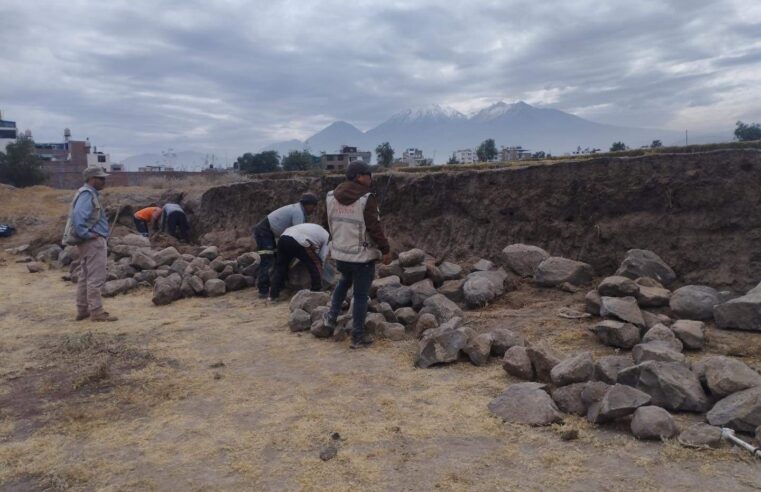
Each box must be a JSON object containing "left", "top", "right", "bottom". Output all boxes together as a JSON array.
[
  {"left": 323, "top": 161, "right": 391, "bottom": 349},
  {"left": 268, "top": 223, "right": 329, "bottom": 302},
  {"left": 133, "top": 205, "right": 161, "bottom": 236},
  {"left": 161, "top": 202, "right": 190, "bottom": 242}
]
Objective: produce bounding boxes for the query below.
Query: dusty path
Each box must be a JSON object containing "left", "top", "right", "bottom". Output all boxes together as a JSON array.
[{"left": 1, "top": 259, "right": 761, "bottom": 491}]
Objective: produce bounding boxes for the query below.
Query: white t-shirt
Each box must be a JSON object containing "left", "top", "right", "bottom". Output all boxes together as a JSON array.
[{"left": 282, "top": 223, "right": 330, "bottom": 263}]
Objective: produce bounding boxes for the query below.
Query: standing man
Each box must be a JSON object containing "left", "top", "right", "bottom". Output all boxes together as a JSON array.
[
  {"left": 254, "top": 193, "right": 319, "bottom": 299},
  {"left": 62, "top": 167, "right": 118, "bottom": 322},
  {"left": 160, "top": 202, "right": 190, "bottom": 242},
  {"left": 133, "top": 204, "right": 162, "bottom": 236},
  {"left": 323, "top": 161, "right": 391, "bottom": 349},
  {"left": 268, "top": 222, "right": 329, "bottom": 301}
]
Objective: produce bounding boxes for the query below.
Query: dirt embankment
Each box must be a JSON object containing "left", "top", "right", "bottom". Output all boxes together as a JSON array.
[{"left": 196, "top": 149, "right": 761, "bottom": 291}]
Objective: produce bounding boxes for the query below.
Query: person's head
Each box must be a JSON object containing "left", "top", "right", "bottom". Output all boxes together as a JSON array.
[
  {"left": 346, "top": 160, "right": 372, "bottom": 187},
  {"left": 83, "top": 167, "right": 109, "bottom": 191},
  {"left": 299, "top": 192, "right": 319, "bottom": 214}
]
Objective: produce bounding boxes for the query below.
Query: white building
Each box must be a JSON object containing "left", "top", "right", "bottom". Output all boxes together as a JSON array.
[
  {"left": 399, "top": 148, "right": 431, "bottom": 166},
  {"left": 87, "top": 150, "right": 111, "bottom": 168},
  {"left": 0, "top": 110, "right": 18, "bottom": 152},
  {"left": 453, "top": 148, "right": 475, "bottom": 164},
  {"left": 499, "top": 146, "right": 531, "bottom": 162}
]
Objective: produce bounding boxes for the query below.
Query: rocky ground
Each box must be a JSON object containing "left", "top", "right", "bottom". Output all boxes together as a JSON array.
[{"left": 2, "top": 254, "right": 761, "bottom": 490}]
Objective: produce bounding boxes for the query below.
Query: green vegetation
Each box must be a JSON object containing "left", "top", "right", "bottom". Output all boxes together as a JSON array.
[
  {"left": 375, "top": 142, "right": 394, "bottom": 167},
  {"left": 235, "top": 151, "right": 280, "bottom": 173},
  {"left": 476, "top": 138, "right": 497, "bottom": 162},
  {"left": 610, "top": 141, "right": 627, "bottom": 152},
  {"left": 735, "top": 121, "right": 761, "bottom": 142},
  {"left": 0, "top": 136, "right": 46, "bottom": 187},
  {"left": 281, "top": 150, "right": 318, "bottom": 171}
]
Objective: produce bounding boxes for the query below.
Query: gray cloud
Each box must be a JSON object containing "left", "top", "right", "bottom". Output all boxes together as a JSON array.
[{"left": 1, "top": 0, "right": 760, "bottom": 161}]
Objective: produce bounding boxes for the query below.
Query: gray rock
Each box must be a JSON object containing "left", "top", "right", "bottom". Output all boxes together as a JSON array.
[
  {"left": 463, "top": 276, "right": 499, "bottom": 308},
  {"left": 488, "top": 382, "right": 562, "bottom": 426},
  {"left": 424, "top": 261, "right": 444, "bottom": 287},
  {"left": 401, "top": 265, "right": 427, "bottom": 285},
  {"left": 378, "top": 302, "right": 398, "bottom": 323},
  {"left": 310, "top": 319, "right": 332, "bottom": 338},
  {"left": 414, "top": 312, "right": 439, "bottom": 338},
  {"left": 204, "top": 278, "right": 226, "bottom": 297},
  {"left": 377, "top": 284, "right": 413, "bottom": 310},
  {"left": 103, "top": 278, "right": 138, "bottom": 297},
  {"left": 289, "top": 290, "right": 331, "bottom": 314},
  {"left": 502, "top": 243, "right": 550, "bottom": 277},
  {"left": 210, "top": 257, "right": 227, "bottom": 273},
  {"left": 364, "top": 313, "right": 388, "bottom": 336},
  {"left": 594, "top": 355, "right": 633, "bottom": 384},
  {"left": 526, "top": 342, "right": 562, "bottom": 383},
  {"left": 398, "top": 248, "right": 426, "bottom": 268},
  {"left": 678, "top": 423, "right": 723, "bottom": 449},
  {"left": 134, "top": 270, "right": 158, "bottom": 284},
  {"left": 438, "top": 279, "right": 465, "bottom": 303},
  {"left": 240, "top": 262, "right": 259, "bottom": 278},
  {"left": 463, "top": 333, "right": 493, "bottom": 366},
  {"left": 27, "top": 261, "right": 44, "bottom": 273},
  {"left": 198, "top": 269, "right": 218, "bottom": 283},
  {"left": 370, "top": 275, "right": 401, "bottom": 298},
  {"left": 502, "top": 346, "right": 534, "bottom": 380},
  {"left": 218, "top": 265, "right": 234, "bottom": 280},
  {"left": 394, "top": 307, "right": 417, "bottom": 327},
  {"left": 489, "top": 328, "right": 526, "bottom": 356},
  {"left": 186, "top": 275, "right": 204, "bottom": 295},
  {"left": 169, "top": 258, "right": 190, "bottom": 276},
  {"left": 670, "top": 320, "right": 705, "bottom": 350},
  {"left": 153, "top": 274, "right": 182, "bottom": 305},
  {"left": 636, "top": 285, "right": 671, "bottom": 308},
  {"left": 438, "top": 261, "right": 464, "bottom": 281},
  {"left": 381, "top": 322, "right": 406, "bottom": 341},
  {"left": 421, "top": 294, "right": 463, "bottom": 325},
  {"left": 589, "top": 320, "right": 641, "bottom": 349},
  {"left": 631, "top": 406, "right": 678, "bottom": 440},
  {"left": 700, "top": 356, "right": 761, "bottom": 398},
  {"left": 623, "top": 361, "right": 710, "bottom": 412},
  {"left": 311, "top": 306, "right": 329, "bottom": 324},
  {"left": 551, "top": 383, "right": 588, "bottom": 416},
  {"left": 670, "top": 285, "right": 720, "bottom": 321},
  {"left": 377, "top": 260, "right": 403, "bottom": 279},
  {"left": 58, "top": 246, "right": 78, "bottom": 266},
  {"left": 35, "top": 244, "right": 62, "bottom": 263},
  {"left": 224, "top": 274, "right": 248, "bottom": 292},
  {"left": 706, "top": 386, "right": 761, "bottom": 432},
  {"left": 615, "top": 249, "right": 676, "bottom": 286},
  {"left": 714, "top": 287, "right": 761, "bottom": 331},
  {"left": 581, "top": 381, "right": 611, "bottom": 406},
  {"left": 471, "top": 258, "right": 495, "bottom": 272},
  {"left": 642, "top": 310, "right": 671, "bottom": 331},
  {"left": 590, "top": 384, "right": 651, "bottom": 423},
  {"left": 180, "top": 277, "right": 195, "bottom": 297},
  {"left": 632, "top": 342, "right": 686, "bottom": 364},
  {"left": 198, "top": 246, "right": 219, "bottom": 261},
  {"left": 600, "top": 296, "right": 645, "bottom": 327},
  {"left": 130, "top": 250, "right": 157, "bottom": 270},
  {"left": 154, "top": 247, "right": 181, "bottom": 267},
  {"left": 534, "top": 257, "right": 594, "bottom": 287},
  {"left": 585, "top": 290, "right": 602, "bottom": 316},
  {"left": 184, "top": 257, "right": 210, "bottom": 276},
  {"left": 598, "top": 276, "right": 639, "bottom": 297},
  {"left": 642, "top": 324, "right": 683, "bottom": 352},
  {"left": 415, "top": 325, "right": 469, "bottom": 368},
  {"left": 237, "top": 252, "right": 260, "bottom": 268},
  {"left": 635, "top": 277, "right": 665, "bottom": 288},
  {"left": 409, "top": 279, "right": 438, "bottom": 310},
  {"left": 550, "top": 352, "right": 594, "bottom": 387}
]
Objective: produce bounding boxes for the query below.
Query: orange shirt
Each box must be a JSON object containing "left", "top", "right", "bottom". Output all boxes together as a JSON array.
[{"left": 134, "top": 207, "right": 161, "bottom": 222}]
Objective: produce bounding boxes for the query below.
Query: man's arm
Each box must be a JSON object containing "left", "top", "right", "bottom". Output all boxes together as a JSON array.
[
  {"left": 363, "top": 194, "right": 390, "bottom": 255},
  {"left": 72, "top": 191, "right": 96, "bottom": 239}
]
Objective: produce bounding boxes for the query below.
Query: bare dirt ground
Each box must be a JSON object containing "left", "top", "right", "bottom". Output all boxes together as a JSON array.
[{"left": 2, "top": 258, "right": 761, "bottom": 491}]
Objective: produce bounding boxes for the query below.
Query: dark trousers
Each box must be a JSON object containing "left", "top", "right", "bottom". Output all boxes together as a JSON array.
[
  {"left": 134, "top": 218, "right": 149, "bottom": 235},
  {"left": 166, "top": 211, "right": 189, "bottom": 242},
  {"left": 269, "top": 235, "right": 322, "bottom": 299},
  {"left": 254, "top": 220, "right": 276, "bottom": 295},
  {"left": 328, "top": 260, "right": 375, "bottom": 343}
]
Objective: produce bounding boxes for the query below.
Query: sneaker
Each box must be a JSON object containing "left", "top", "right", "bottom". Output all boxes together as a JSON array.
[
  {"left": 350, "top": 335, "right": 373, "bottom": 349},
  {"left": 323, "top": 312, "right": 337, "bottom": 330},
  {"left": 90, "top": 312, "right": 118, "bottom": 322}
]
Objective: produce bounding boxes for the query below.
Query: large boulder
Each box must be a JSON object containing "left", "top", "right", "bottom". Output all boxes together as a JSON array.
[
  {"left": 471, "top": 258, "right": 495, "bottom": 272},
  {"left": 438, "top": 261, "right": 464, "bottom": 281},
  {"left": 182, "top": 275, "right": 204, "bottom": 296},
  {"left": 594, "top": 355, "right": 633, "bottom": 384},
  {"left": 154, "top": 247, "right": 181, "bottom": 267},
  {"left": 599, "top": 296, "right": 645, "bottom": 328},
  {"left": 438, "top": 279, "right": 465, "bottom": 304},
  {"left": 534, "top": 257, "right": 594, "bottom": 287},
  {"left": 225, "top": 274, "right": 248, "bottom": 292},
  {"left": 394, "top": 307, "right": 417, "bottom": 327},
  {"left": 699, "top": 356, "right": 761, "bottom": 398},
  {"left": 632, "top": 342, "right": 686, "bottom": 364},
  {"left": 670, "top": 320, "right": 705, "bottom": 350},
  {"left": 502, "top": 244, "right": 549, "bottom": 277},
  {"left": 371, "top": 275, "right": 401, "bottom": 298},
  {"left": 463, "top": 333, "right": 493, "bottom": 366},
  {"left": 414, "top": 313, "right": 439, "bottom": 338},
  {"left": 289, "top": 290, "right": 331, "bottom": 314},
  {"left": 398, "top": 248, "right": 425, "bottom": 268},
  {"left": 204, "top": 278, "right": 226, "bottom": 297},
  {"left": 415, "top": 325, "right": 468, "bottom": 368},
  {"left": 641, "top": 324, "right": 683, "bottom": 352},
  {"left": 551, "top": 383, "right": 588, "bottom": 416},
  {"left": 463, "top": 276, "right": 499, "bottom": 308},
  {"left": 706, "top": 386, "right": 761, "bottom": 432},
  {"left": 678, "top": 423, "right": 723, "bottom": 449},
  {"left": 103, "top": 278, "right": 138, "bottom": 297},
  {"left": 130, "top": 250, "right": 157, "bottom": 271},
  {"left": 377, "top": 284, "right": 413, "bottom": 310},
  {"left": 636, "top": 285, "right": 671, "bottom": 308},
  {"left": 490, "top": 328, "right": 525, "bottom": 356},
  {"left": 589, "top": 384, "right": 651, "bottom": 423},
  {"left": 488, "top": 382, "right": 562, "bottom": 426},
  {"left": 35, "top": 244, "right": 62, "bottom": 263},
  {"left": 237, "top": 252, "right": 260, "bottom": 269},
  {"left": 585, "top": 290, "right": 602, "bottom": 316},
  {"left": 401, "top": 265, "right": 427, "bottom": 285},
  {"left": 420, "top": 294, "right": 463, "bottom": 325},
  {"left": 581, "top": 381, "right": 611, "bottom": 407},
  {"left": 630, "top": 406, "right": 678, "bottom": 440},
  {"left": 502, "top": 346, "right": 534, "bottom": 380},
  {"left": 378, "top": 302, "right": 398, "bottom": 323},
  {"left": 714, "top": 287, "right": 761, "bottom": 331},
  {"left": 597, "top": 276, "right": 639, "bottom": 297},
  {"left": 526, "top": 342, "right": 562, "bottom": 383},
  {"left": 153, "top": 273, "right": 182, "bottom": 305},
  {"left": 619, "top": 361, "right": 710, "bottom": 412},
  {"left": 589, "top": 320, "right": 641, "bottom": 349},
  {"left": 310, "top": 319, "right": 332, "bottom": 338},
  {"left": 377, "top": 260, "right": 403, "bottom": 279},
  {"left": 289, "top": 309, "right": 311, "bottom": 332},
  {"left": 550, "top": 352, "right": 594, "bottom": 387},
  {"left": 669, "top": 285, "right": 720, "bottom": 321},
  {"left": 198, "top": 246, "right": 219, "bottom": 261},
  {"left": 409, "top": 279, "right": 438, "bottom": 310},
  {"left": 615, "top": 249, "right": 676, "bottom": 286}
]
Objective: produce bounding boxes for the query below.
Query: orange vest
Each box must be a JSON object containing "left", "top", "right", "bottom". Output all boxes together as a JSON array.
[{"left": 134, "top": 207, "right": 161, "bottom": 222}]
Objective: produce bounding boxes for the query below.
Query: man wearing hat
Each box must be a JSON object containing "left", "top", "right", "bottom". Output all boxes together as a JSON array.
[
  {"left": 323, "top": 160, "right": 391, "bottom": 349},
  {"left": 62, "top": 167, "right": 118, "bottom": 322},
  {"left": 253, "top": 192, "right": 319, "bottom": 299}
]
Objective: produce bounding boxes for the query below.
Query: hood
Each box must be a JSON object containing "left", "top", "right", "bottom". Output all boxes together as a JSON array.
[{"left": 333, "top": 181, "right": 371, "bottom": 205}]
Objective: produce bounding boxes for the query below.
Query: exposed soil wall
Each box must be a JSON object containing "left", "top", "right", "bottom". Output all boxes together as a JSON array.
[{"left": 196, "top": 149, "right": 761, "bottom": 291}]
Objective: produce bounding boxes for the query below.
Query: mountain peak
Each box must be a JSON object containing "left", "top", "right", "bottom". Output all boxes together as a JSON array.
[
  {"left": 388, "top": 104, "right": 466, "bottom": 123},
  {"left": 473, "top": 100, "right": 536, "bottom": 120}
]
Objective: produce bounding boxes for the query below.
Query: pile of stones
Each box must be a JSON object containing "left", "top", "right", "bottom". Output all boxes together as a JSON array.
[{"left": 494, "top": 248, "right": 761, "bottom": 447}]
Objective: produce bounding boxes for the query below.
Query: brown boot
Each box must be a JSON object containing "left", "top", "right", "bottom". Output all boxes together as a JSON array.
[
  {"left": 75, "top": 312, "right": 90, "bottom": 321},
  {"left": 90, "top": 311, "right": 118, "bottom": 322}
]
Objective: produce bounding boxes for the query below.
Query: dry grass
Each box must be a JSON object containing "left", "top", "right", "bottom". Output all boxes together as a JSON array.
[{"left": 139, "top": 172, "right": 252, "bottom": 190}]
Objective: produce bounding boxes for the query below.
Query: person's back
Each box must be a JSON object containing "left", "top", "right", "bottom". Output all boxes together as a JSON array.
[
  {"left": 135, "top": 206, "right": 161, "bottom": 222},
  {"left": 282, "top": 223, "right": 330, "bottom": 262},
  {"left": 266, "top": 203, "right": 305, "bottom": 237}
]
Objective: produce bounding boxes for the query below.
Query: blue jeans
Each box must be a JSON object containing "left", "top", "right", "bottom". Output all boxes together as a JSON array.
[
  {"left": 329, "top": 260, "right": 375, "bottom": 342},
  {"left": 254, "top": 221, "right": 277, "bottom": 295}
]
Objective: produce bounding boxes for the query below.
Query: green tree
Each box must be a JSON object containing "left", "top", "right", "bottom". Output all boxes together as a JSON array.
[
  {"left": 281, "top": 150, "right": 317, "bottom": 171},
  {"left": 375, "top": 142, "right": 394, "bottom": 167},
  {"left": 447, "top": 155, "right": 459, "bottom": 165},
  {"left": 476, "top": 138, "right": 497, "bottom": 162},
  {"left": 650, "top": 140, "right": 663, "bottom": 148},
  {"left": 0, "top": 136, "right": 46, "bottom": 187},
  {"left": 610, "top": 141, "right": 627, "bottom": 152},
  {"left": 735, "top": 121, "right": 761, "bottom": 142},
  {"left": 235, "top": 151, "right": 279, "bottom": 173}
]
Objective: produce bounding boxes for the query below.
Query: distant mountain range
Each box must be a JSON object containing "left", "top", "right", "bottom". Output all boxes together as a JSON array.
[{"left": 262, "top": 101, "right": 730, "bottom": 164}]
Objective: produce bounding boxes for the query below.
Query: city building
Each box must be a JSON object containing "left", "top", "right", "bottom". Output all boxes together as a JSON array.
[
  {"left": 499, "top": 146, "right": 531, "bottom": 162},
  {"left": 319, "top": 145, "right": 372, "bottom": 172},
  {"left": 0, "top": 110, "right": 18, "bottom": 151},
  {"left": 453, "top": 148, "right": 476, "bottom": 164},
  {"left": 137, "top": 164, "right": 175, "bottom": 172},
  {"left": 399, "top": 148, "right": 432, "bottom": 167}
]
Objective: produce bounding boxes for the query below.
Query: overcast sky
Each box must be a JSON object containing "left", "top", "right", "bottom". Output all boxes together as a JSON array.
[{"left": 1, "top": 0, "right": 760, "bottom": 161}]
